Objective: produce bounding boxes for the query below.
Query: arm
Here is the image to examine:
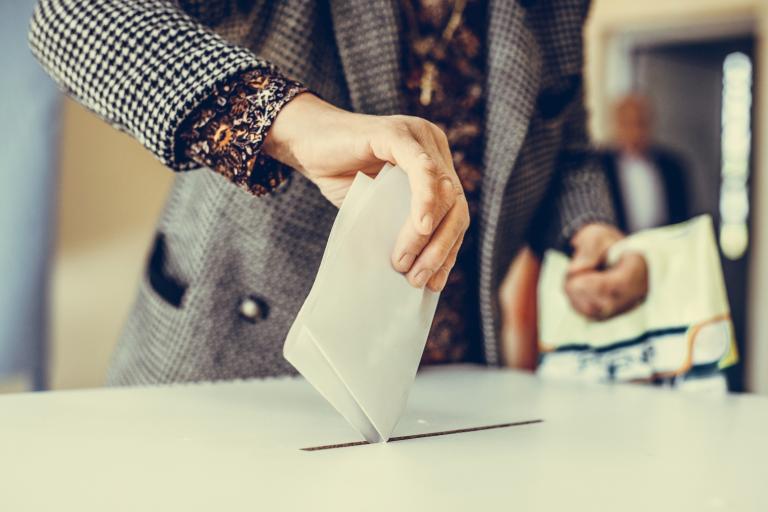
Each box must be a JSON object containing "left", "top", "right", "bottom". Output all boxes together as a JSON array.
[
  {"left": 527, "top": 84, "right": 617, "bottom": 254},
  {"left": 28, "top": 0, "right": 470, "bottom": 292},
  {"left": 528, "top": 85, "right": 648, "bottom": 320},
  {"left": 28, "top": 0, "right": 274, "bottom": 170}
]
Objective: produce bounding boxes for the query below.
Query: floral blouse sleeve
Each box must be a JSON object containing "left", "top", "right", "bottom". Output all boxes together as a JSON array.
[{"left": 178, "top": 68, "right": 306, "bottom": 196}]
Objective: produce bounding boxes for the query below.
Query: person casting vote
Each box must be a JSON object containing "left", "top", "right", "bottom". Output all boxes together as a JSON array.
[{"left": 29, "top": 0, "right": 648, "bottom": 384}]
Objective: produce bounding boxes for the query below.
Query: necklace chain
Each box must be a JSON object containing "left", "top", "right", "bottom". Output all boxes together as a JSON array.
[{"left": 403, "top": 0, "right": 469, "bottom": 106}]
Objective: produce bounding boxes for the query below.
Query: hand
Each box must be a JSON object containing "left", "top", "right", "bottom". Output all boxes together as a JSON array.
[
  {"left": 564, "top": 223, "right": 648, "bottom": 320},
  {"left": 263, "top": 93, "right": 469, "bottom": 292}
]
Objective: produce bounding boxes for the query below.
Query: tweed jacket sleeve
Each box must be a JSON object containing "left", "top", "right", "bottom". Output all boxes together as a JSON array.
[
  {"left": 28, "top": 0, "right": 295, "bottom": 171},
  {"left": 528, "top": 84, "right": 618, "bottom": 254}
]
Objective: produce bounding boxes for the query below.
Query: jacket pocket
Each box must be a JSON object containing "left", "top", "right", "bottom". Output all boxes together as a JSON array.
[
  {"left": 147, "top": 232, "right": 187, "bottom": 308},
  {"left": 107, "top": 234, "right": 190, "bottom": 385}
]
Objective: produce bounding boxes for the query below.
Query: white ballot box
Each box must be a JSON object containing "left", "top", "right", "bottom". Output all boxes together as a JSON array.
[{"left": 1, "top": 367, "right": 767, "bottom": 511}]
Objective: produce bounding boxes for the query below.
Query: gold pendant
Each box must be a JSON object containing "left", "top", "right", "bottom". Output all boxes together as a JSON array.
[{"left": 420, "top": 62, "right": 437, "bottom": 106}]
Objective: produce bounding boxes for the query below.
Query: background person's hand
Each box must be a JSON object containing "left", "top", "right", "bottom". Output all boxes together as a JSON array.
[
  {"left": 263, "top": 93, "right": 469, "bottom": 292},
  {"left": 564, "top": 223, "right": 648, "bottom": 320}
]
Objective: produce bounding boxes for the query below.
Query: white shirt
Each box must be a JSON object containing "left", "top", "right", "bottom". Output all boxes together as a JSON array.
[{"left": 616, "top": 153, "right": 669, "bottom": 233}]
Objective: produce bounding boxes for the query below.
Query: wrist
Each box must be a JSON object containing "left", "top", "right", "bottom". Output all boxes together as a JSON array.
[
  {"left": 262, "top": 92, "right": 337, "bottom": 176},
  {"left": 571, "top": 222, "right": 622, "bottom": 248}
]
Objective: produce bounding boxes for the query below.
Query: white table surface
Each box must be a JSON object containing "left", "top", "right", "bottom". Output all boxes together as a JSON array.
[{"left": 1, "top": 366, "right": 765, "bottom": 511}]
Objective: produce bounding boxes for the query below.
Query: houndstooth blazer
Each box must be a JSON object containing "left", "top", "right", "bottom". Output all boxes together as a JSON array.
[{"left": 29, "top": 0, "right": 615, "bottom": 385}]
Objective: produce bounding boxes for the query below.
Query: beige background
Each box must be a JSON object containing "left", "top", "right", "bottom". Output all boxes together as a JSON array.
[
  {"left": 48, "top": 100, "right": 172, "bottom": 389},
  {"left": 1, "top": 0, "right": 765, "bottom": 393}
]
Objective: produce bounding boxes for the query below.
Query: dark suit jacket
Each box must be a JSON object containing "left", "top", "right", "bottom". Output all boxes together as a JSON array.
[{"left": 601, "top": 147, "right": 690, "bottom": 233}]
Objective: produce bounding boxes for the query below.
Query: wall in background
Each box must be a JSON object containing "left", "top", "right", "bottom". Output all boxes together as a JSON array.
[{"left": 48, "top": 99, "right": 172, "bottom": 389}]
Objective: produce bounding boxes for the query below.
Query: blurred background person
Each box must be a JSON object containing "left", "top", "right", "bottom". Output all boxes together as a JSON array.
[{"left": 600, "top": 94, "right": 691, "bottom": 234}]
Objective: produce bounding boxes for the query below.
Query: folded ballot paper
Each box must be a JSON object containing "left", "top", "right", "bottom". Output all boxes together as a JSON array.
[
  {"left": 284, "top": 165, "right": 440, "bottom": 443},
  {"left": 537, "top": 215, "right": 738, "bottom": 383}
]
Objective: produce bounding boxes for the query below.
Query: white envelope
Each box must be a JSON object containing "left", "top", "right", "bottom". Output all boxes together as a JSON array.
[{"left": 284, "top": 165, "right": 440, "bottom": 443}]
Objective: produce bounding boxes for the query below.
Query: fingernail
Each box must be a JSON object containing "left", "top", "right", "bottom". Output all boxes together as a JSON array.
[
  {"left": 398, "top": 252, "right": 415, "bottom": 271},
  {"left": 430, "top": 268, "right": 450, "bottom": 292},
  {"left": 420, "top": 213, "right": 433, "bottom": 233},
  {"left": 413, "top": 269, "right": 432, "bottom": 287}
]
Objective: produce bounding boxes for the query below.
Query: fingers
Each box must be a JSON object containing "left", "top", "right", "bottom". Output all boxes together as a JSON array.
[
  {"left": 568, "top": 238, "right": 613, "bottom": 276},
  {"left": 568, "top": 248, "right": 606, "bottom": 277},
  {"left": 393, "top": 195, "right": 469, "bottom": 291},
  {"left": 566, "top": 224, "right": 631, "bottom": 317},
  {"left": 373, "top": 117, "right": 460, "bottom": 237},
  {"left": 391, "top": 215, "right": 430, "bottom": 274},
  {"left": 410, "top": 199, "right": 468, "bottom": 290},
  {"left": 427, "top": 233, "right": 463, "bottom": 292},
  {"left": 394, "top": 140, "right": 451, "bottom": 234},
  {"left": 378, "top": 117, "right": 467, "bottom": 290},
  {"left": 426, "top": 121, "right": 457, "bottom": 181},
  {"left": 564, "top": 273, "right": 618, "bottom": 320},
  {"left": 613, "top": 252, "right": 649, "bottom": 314},
  {"left": 567, "top": 223, "right": 624, "bottom": 276},
  {"left": 564, "top": 253, "right": 649, "bottom": 320}
]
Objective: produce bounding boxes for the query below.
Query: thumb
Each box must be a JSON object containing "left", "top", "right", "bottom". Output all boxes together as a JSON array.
[{"left": 568, "top": 244, "right": 606, "bottom": 275}]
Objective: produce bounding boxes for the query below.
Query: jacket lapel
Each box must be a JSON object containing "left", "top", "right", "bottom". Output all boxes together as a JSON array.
[
  {"left": 328, "top": 0, "right": 405, "bottom": 115},
  {"left": 482, "top": 0, "right": 541, "bottom": 195},
  {"left": 328, "top": 0, "right": 542, "bottom": 365},
  {"left": 328, "top": 0, "right": 541, "bottom": 179},
  {"left": 479, "top": 0, "right": 542, "bottom": 365}
]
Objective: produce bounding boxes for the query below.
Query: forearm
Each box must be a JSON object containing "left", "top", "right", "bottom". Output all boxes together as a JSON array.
[
  {"left": 28, "top": 0, "right": 274, "bottom": 170},
  {"left": 552, "top": 154, "right": 617, "bottom": 249},
  {"left": 528, "top": 87, "right": 616, "bottom": 254}
]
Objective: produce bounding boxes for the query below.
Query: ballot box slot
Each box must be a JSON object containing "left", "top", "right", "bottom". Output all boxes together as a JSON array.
[{"left": 300, "top": 419, "right": 544, "bottom": 451}]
